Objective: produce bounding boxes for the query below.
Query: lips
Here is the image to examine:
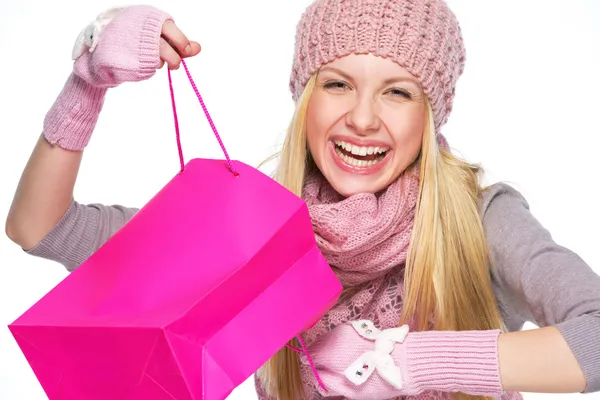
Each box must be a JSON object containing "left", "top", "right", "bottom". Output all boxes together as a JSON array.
[{"left": 328, "top": 139, "right": 391, "bottom": 175}]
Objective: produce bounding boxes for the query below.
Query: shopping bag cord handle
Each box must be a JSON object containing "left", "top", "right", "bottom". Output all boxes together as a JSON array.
[
  {"left": 167, "top": 59, "right": 239, "bottom": 177},
  {"left": 290, "top": 335, "right": 329, "bottom": 393}
]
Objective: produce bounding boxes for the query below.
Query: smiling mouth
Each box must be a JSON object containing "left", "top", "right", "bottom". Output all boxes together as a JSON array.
[{"left": 332, "top": 139, "right": 390, "bottom": 167}]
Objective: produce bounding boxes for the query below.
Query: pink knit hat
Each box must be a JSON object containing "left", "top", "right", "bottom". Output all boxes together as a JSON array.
[{"left": 289, "top": 0, "right": 466, "bottom": 133}]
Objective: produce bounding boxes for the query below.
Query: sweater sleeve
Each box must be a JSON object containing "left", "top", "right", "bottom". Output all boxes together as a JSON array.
[
  {"left": 480, "top": 183, "right": 600, "bottom": 393},
  {"left": 25, "top": 199, "right": 139, "bottom": 272}
]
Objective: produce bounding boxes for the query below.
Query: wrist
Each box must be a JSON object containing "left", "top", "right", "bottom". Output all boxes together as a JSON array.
[
  {"left": 43, "top": 73, "right": 107, "bottom": 151},
  {"left": 400, "top": 329, "right": 505, "bottom": 397}
]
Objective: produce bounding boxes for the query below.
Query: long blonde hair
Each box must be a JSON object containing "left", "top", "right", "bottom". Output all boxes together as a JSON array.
[{"left": 257, "top": 74, "right": 505, "bottom": 400}]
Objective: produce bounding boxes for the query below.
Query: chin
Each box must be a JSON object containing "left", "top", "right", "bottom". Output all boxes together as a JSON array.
[{"left": 327, "top": 178, "right": 389, "bottom": 197}]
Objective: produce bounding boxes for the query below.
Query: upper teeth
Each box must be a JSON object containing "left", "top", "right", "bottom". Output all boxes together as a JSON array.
[{"left": 334, "top": 140, "right": 389, "bottom": 156}]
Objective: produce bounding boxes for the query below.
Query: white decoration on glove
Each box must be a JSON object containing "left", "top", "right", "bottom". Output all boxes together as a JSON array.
[
  {"left": 72, "top": 7, "right": 124, "bottom": 60},
  {"left": 344, "top": 320, "right": 409, "bottom": 390}
]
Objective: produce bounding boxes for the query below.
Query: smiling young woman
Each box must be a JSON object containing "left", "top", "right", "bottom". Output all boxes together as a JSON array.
[
  {"left": 306, "top": 54, "right": 427, "bottom": 197},
  {"left": 5, "top": 1, "right": 600, "bottom": 400}
]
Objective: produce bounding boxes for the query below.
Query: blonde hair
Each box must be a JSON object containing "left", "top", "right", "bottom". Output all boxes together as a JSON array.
[{"left": 257, "top": 73, "right": 505, "bottom": 400}]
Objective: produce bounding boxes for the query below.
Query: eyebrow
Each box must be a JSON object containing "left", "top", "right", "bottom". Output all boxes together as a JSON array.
[
  {"left": 319, "top": 67, "right": 354, "bottom": 82},
  {"left": 319, "top": 66, "right": 421, "bottom": 88},
  {"left": 382, "top": 76, "right": 421, "bottom": 88}
]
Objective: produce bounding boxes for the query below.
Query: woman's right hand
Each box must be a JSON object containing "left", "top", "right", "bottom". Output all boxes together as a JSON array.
[
  {"left": 5, "top": 6, "right": 203, "bottom": 249},
  {"left": 72, "top": 6, "right": 201, "bottom": 88},
  {"left": 158, "top": 19, "right": 202, "bottom": 70}
]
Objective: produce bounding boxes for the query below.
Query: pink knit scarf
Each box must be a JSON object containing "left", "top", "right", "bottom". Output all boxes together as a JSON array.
[
  {"left": 295, "top": 164, "right": 431, "bottom": 399},
  {"left": 293, "top": 162, "right": 523, "bottom": 400},
  {"left": 300, "top": 164, "right": 420, "bottom": 350},
  {"left": 302, "top": 166, "right": 420, "bottom": 289},
  {"left": 300, "top": 137, "right": 452, "bottom": 349}
]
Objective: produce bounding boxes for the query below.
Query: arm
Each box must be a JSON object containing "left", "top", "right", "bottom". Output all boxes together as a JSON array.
[
  {"left": 5, "top": 5, "right": 168, "bottom": 249},
  {"left": 6, "top": 132, "right": 88, "bottom": 250},
  {"left": 306, "top": 183, "right": 599, "bottom": 398},
  {"left": 24, "top": 200, "right": 139, "bottom": 272},
  {"left": 5, "top": 6, "right": 200, "bottom": 265},
  {"left": 483, "top": 183, "right": 600, "bottom": 393},
  {"left": 5, "top": 76, "right": 138, "bottom": 270},
  {"left": 498, "top": 326, "right": 587, "bottom": 393}
]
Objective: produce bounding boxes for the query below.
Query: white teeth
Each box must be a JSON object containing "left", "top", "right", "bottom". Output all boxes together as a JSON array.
[
  {"left": 333, "top": 140, "right": 389, "bottom": 156},
  {"left": 334, "top": 147, "right": 384, "bottom": 168}
]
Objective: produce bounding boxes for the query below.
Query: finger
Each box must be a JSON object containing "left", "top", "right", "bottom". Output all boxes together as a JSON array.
[
  {"left": 159, "top": 59, "right": 165, "bottom": 69},
  {"left": 185, "top": 41, "right": 202, "bottom": 57},
  {"left": 159, "top": 37, "right": 181, "bottom": 70},
  {"left": 161, "top": 20, "right": 191, "bottom": 56}
]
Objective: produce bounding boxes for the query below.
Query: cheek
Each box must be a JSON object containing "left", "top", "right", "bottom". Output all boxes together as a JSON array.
[
  {"left": 306, "top": 95, "right": 336, "bottom": 155},
  {"left": 385, "top": 106, "right": 425, "bottom": 160}
]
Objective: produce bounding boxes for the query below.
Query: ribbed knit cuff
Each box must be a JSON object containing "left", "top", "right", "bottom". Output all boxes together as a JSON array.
[
  {"left": 556, "top": 314, "right": 600, "bottom": 393},
  {"left": 401, "top": 329, "right": 504, "bottom": 397},
  {"left": 43, "top": 73, "right": 107, "bottom": 151},
  {"left": 136, "top": 8, "right": 173, "bottom": 80},
  {"left": 25, "top": 200, "right": 98, "bottom": 271}
]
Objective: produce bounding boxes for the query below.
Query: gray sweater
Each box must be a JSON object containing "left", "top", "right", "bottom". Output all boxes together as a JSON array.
[{"left": 24, "top": 182, "right": 600, "bottom": 393}]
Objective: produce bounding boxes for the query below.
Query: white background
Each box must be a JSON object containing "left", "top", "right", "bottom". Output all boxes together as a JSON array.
[{"left": 1, "top": 0, "right": 599, "bottom": 399}]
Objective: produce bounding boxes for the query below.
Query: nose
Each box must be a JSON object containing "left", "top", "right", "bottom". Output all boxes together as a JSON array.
[{"left": 345, "top": 96, "right": 381, "bottom": 136}]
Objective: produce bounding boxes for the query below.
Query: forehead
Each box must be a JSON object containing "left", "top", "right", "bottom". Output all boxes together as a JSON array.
[{"left": 320, "top": 53, "right": 416, "bottom": 80}]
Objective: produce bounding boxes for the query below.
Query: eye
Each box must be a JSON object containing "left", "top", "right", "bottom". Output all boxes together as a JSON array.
[
  {"left": 386, "top": 88, "right": 412, "bottom": 99},
  {"left": 323, "top": 80, "right": 350, "bottom": 91}
]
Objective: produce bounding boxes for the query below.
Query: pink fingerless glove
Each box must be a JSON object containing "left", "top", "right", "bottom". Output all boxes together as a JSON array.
[
  {"left": 307, "top": 320, "right": 505, "bottom": 399},
  {"left": 44, "top": 6, "right": 172, "bottom": 150}
]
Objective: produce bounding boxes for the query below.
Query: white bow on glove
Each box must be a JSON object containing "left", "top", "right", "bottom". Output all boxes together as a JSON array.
[
  {"left": 304, "top": 320, "right": 417, "bottom": 399},
  {"left": 343, "top": 320, "right": 409, "bottom": 389},
  {"left": 305, "top": 320, "right": 504, "bottom": 399}
]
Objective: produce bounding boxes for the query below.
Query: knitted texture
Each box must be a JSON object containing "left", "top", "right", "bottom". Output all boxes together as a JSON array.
[
  {"left": 302, "top": 165, "right": 420, "bottom": 288},
  {"left": 43, "top": 74, "right": 107, "bottom": 150},
  {"left": 255, "top": 166, "right": 526, "bottom": 399},
  {"left": 295, "top": 166, "right": 417, "bottom": 397},
  {"left": 304, "top": 323, "right": 508, "bottom": 399},
  {"left": 73, "top": 6, "right": 171, "bottom": 88},
  {"left": 300, "top": 161, "right": 421, "bottom": 350},
  {"left": 289, "top": 0, "right": 466, "bottom": 133},
  {"left": 44, "top": 6, "right": 171, "bottom": 150}
]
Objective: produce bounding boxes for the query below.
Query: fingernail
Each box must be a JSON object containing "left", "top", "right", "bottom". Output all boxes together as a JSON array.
[{"left": 185, "top": 44, "right": 192, "bottom": 55}]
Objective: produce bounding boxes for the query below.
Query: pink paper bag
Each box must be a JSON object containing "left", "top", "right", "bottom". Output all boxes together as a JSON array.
[{"left": 9, "top": 61, "right": 342, "bottom": 400}]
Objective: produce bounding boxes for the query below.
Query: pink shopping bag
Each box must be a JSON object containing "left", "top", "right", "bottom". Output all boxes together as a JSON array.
[{"left": 9, "top": 60, "right": 342, "bottom": 400}]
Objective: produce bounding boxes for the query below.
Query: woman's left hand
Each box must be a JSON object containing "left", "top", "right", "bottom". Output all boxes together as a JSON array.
[
  {"left": 306, "top": 320, "right": 508, "bottom": 399},
  {"left": 304, "top": 321, "right": 421, "bottom": 399}
]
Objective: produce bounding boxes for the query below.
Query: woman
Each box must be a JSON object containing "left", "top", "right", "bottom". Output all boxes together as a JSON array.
[{"left": 5, "top": 1, "right": 600, "bottom": 400}]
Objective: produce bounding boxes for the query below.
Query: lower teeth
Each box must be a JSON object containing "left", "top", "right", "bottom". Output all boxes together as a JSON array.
[{"left": 335, "top": 147, "right": 384, "bottom": 167}]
